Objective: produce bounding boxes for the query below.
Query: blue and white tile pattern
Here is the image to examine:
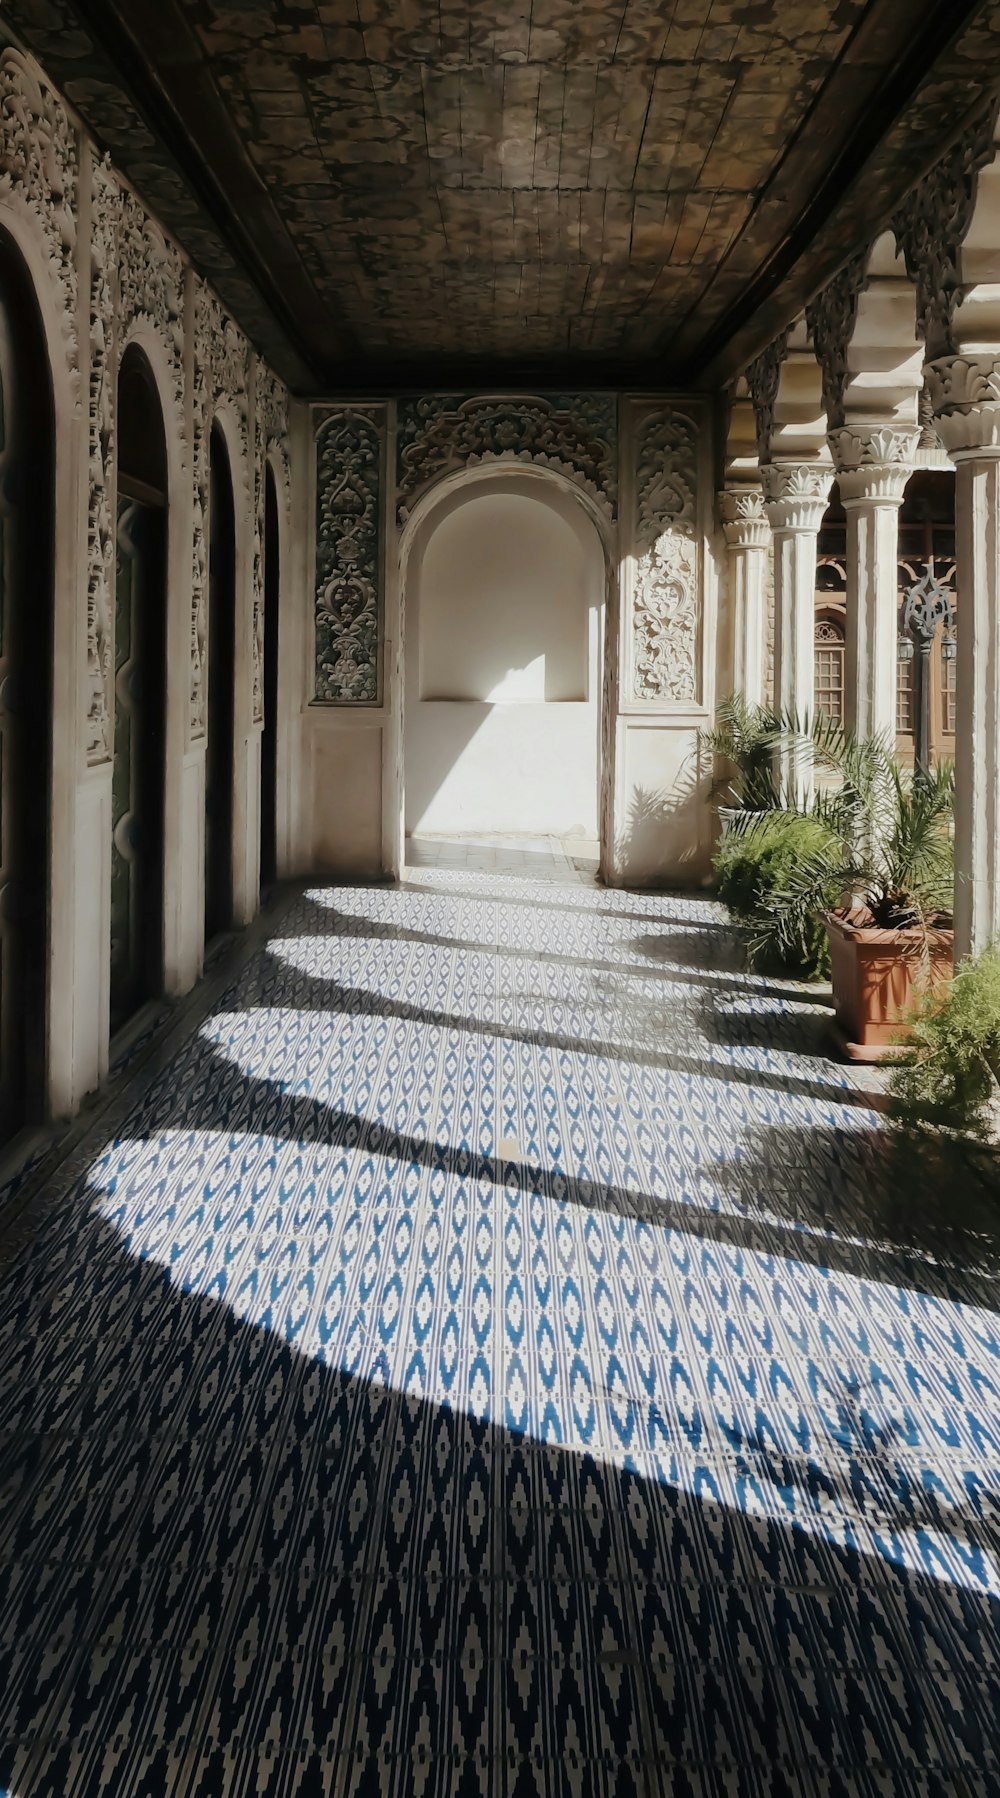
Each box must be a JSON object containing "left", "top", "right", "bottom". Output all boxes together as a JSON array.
[{"left": 0, "top": 862, "right": 999, "bottom": 1796}]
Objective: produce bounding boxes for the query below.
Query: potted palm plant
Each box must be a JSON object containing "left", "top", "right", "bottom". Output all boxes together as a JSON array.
[
  {"left": 722, "top": 720, "right": 955, "bottom": 1061},
  {"left": 701, "top": 693, "right": 782, "bottom": 822}
]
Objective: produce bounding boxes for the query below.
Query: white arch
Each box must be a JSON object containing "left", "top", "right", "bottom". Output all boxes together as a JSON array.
[
  {"left": 116, "top": 319, "right": 191, "bottom": 995},
  {"left": 205, "top": 400, "right": 257, "bottom": 933},
  {"left": 264, "top": 444, "right": 294, "bottom": 877},
  {"left": 388, "top": 461, "right": 616, "bottom": 878}
]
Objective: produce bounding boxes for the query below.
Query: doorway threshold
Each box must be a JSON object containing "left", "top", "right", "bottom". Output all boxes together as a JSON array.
[{"left": 405, "top": 832, "right": 601, "bottom": 881}]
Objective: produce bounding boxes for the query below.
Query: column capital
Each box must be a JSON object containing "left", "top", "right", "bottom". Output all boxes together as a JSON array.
[
  {"left": 760, "top": 462, "right": 833, "bottom": 533},
  {"left": 718, "top": 485, "right": 770, "bottom": 550},
  {"left": 827, "top": 425, "right": 918, "bottom": 505},
  {"left": 926, "top": 353, "right": 1000, "bottom": 459}
]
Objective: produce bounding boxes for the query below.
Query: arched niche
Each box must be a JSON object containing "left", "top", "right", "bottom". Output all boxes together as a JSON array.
[
  {"left": 0, "top": 224, "right": 54, "bottom": 1140},
  {"left": 400, "top": 469, "right": 608, "bottom": 845},
  {"left": 205, "top": 418, "right": 237, "bottom": 941},
  {"left": 112, "top": 340, "right": 169, "bottom": 1033}
]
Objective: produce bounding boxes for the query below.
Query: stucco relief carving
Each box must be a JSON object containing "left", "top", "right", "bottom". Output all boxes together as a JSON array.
[
  {"left": 925, "top": 352, "right": 1000, "bottom": 456},
  {"left": 258, "top": 364, "right": 289, "bottom": 462},
  {"left": 0, "top": 46, "right": 78, "bottom": 382},
  {"left": 918, "top": 379, "right": 945, "bottom": 453},
  {"left": 745, "top": 329, "right": 790, "bottom": 463},
  {"left": 189, "top": 409, "right": 209, "bottom": 739},
  {"left": 893, "top": 100, "right": 999, "bottom": 358},
  {"left": 805, "top": 251, "right": 870, "bottom": 428},
  {"left": 117, "top": 186, "right": 185, "bottom": 419},
  {"left": 251, "top": 401, "right": 265, "bottom": 724},
  {"left": 760, "top": 462, "right": 834, "bottom": 532},
  {"left": 85, "top": 156, "right": 119, "bottom": 763},
  {"left": 189, "top": 282, "right": 251, "bottom": 737},
  {"left": 828, "top": 423, "right": 918, "bottom": 503},
  {"left": 631, "top": 409, "right": 701, "bottom": 705},
  {"left": 396, "top": 393, "right": 617, "bottom": 522},
  {"left": 718, "top": 486, "right": 769, "bottom": 551},
  {"left": 315, "top": 408, "right": 383, "bottom": 704}
]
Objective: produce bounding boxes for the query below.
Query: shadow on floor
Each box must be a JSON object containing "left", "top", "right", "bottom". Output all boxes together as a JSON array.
[
  {"left": 2, "top": 881, "right": 1000, "bottom": 1794},
  {"left": 1, "top": 1187, "right": 998, "bottom": 1798},
  {"left": 251, "top": 938, "right": 870, "bottom": 1116}
]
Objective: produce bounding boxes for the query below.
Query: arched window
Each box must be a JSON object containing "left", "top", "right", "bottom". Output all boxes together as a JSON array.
[
  {"left": 942, "top": 646, "right": 957, "bottom": 738},
  {"left": 814, "top": 615, "right": 845, "bottom": 724}
]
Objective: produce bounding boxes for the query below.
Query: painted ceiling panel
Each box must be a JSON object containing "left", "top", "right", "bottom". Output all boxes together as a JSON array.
[{"left": 1, "top": 0, "right": 998, "bottom": 387}]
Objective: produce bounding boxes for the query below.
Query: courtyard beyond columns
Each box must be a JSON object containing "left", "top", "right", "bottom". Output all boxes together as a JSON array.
[{"left": 0, "top": 855, "right": 998, "bottom": 1796}]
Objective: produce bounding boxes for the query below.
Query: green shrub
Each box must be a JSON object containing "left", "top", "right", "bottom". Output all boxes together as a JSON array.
[
  {"left": 889, "top": 945, "right": 1000, "bottom": 1142},
  {"left": 713, "top": 811, "right": 840, "bottom": 980}
]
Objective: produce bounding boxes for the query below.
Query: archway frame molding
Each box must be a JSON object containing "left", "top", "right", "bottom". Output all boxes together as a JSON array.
[{"left": 205, "top": 393, "right": 256, "bottom": 938}]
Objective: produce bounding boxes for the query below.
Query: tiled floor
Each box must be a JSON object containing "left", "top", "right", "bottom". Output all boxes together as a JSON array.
[{"left": 1, "top": 854, "right": 999, "bottom": 1796}]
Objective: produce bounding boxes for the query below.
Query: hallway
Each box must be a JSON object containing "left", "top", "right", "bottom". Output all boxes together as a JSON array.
[{"left": 1, "top": 859, "right": 999, "bottom": 1796}]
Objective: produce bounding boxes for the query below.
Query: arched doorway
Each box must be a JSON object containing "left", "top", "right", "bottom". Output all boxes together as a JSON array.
[
  {"left": 205, "top": 421, "right": 236, "bottom": 941},
  {"left": 402, "top": 473, "right": 606, "bottom": 858},
  {"left": 260, "top": 461, "right": 280, "bottom": 890},
  {"left": 0, "top": 229, "right": 54, "bottom": 1139},
  {"left": 112, "top": 344, "right": 168, "bottom": 1034}
]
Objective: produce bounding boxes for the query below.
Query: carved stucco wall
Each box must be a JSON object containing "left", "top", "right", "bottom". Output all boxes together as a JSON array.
[
  {"left": 313, "top": 393, "right": 618, "bottom": 707},
  {"left": 313, "top": 406, "right": 385, "bottom": 705},
  {"left": 0, "top": 37, "right": 292, "bottom": 764},
  {"left": 313, "top": 392, "right": 711, "bottom": 724},
  {"left": 627, "top": 403, "right": 705, "bottom": 708},
  {"left": 192, "top": 278, "right": 250, "bottom": 738},
  {"left": 396, "top": 394, "right": 617, "bottom": 524}
]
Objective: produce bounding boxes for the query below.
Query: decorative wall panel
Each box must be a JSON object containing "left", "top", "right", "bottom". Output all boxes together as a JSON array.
[
  {"left": 191, "top": 279, "right": 251, "bottom": 738},
  {"left": 251, "top": 410, "right": 264, "bottom": 723},
  {"left": 397, "top": 393, "right": 617, "bottom": 523},
  {"left": 86, "top": 158, "right": 117, "bottom": 763},
  {"left": 314, "top": 407, "right": 384, "bottom": 705},
  {"left": 117, "top": 188, "right": 184, "bottom": 415},
  {"left": 0, "top": 47, "right": 78, "bottom": 381},
  {"left": 630, "top": 406, "right": 702, "bottom": 705}
]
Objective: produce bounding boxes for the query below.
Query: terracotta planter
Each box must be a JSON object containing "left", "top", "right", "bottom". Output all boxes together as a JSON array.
[{"left": 824, "top": 908, "right": 954, "bottom": 1063}]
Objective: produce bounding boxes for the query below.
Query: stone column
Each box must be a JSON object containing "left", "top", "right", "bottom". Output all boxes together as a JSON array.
[
  {"left": 761, "top": 462, "right": 834, "bottom": 803},
  {"left": 719, "top": 486, "right": 770, "bottom": 707},
  {"left": 928, "top": 355, "right": 1000, "bottom": 960},
  {"left": 829, "top": 426, "right": 917, "bottom": 741}
]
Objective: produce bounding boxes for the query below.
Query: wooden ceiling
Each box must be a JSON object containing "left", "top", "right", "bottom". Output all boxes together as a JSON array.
[{"left": 4, "top": 0, "right": 1000, "bottom": 390}]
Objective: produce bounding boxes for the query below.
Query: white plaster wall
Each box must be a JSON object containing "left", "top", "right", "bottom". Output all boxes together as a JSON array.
[
  {"left": 613, "top": 720, "right": 713, "bottom": 886},
  {"left": 405, "top": 480, "right": 602, "bottom": 839},
  {"left": 310, "top": 716, "right": 385, "bottom": 878}
]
